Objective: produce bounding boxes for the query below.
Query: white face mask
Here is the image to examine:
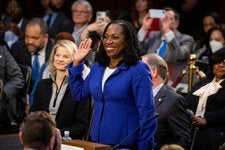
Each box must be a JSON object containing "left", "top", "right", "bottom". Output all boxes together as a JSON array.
[{"left": 210, "top": 40, "right": 223, "bottom": 53}]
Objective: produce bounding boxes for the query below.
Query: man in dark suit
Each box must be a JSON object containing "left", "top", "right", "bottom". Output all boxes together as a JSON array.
[
  {"left": 10, "top": 18, "right": 54, "bottom": 106},
  {"left": 39, "top": 0, "right": 74, "bottom": 39},
  {"left": 142, "top": 53, "right": 191, "bottom": 150},
  {"left": 0, "top": 44, "right": 24, "bottom": 128}
]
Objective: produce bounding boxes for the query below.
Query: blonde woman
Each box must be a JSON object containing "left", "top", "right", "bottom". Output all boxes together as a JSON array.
[{"left": 31, "top": 40, "right": 91, "bottom": 139}]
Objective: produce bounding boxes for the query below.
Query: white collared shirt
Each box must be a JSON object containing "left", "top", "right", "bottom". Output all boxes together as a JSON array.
[
  {"left": 31, "top": 46, "right": 46, "bottom": 69},
  {"left": 153, "top": 83, "right": 163, "bottom": 97}
]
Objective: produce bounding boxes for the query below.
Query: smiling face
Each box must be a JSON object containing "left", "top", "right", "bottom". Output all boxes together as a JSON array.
[
  {"left": 103, "top": 24, "right": 127, "bottom": 60},
  {"left": 53, "top": 46, "right": 73, "bottom": 71},
  {"left": 213, "top": 60, "right": 225, "bottom": 81}
]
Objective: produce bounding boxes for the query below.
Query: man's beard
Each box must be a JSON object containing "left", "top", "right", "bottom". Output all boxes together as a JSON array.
[
  {"left": 49, "top": 2, "right": 61, "bottom": 12},
  {"left": 27, "top": 42, "right": 45, "bottom": 53}
]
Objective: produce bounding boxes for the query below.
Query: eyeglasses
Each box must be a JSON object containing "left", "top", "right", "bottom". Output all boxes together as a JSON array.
[
  {"left": 72, "top": 10, "right": 90, "bottom": 14},
  {"left": 218, "top": 59, "right": 225, "bottom": 65},
  {"left": 103, "top": 35, "right": 125, "bottom": 42}
]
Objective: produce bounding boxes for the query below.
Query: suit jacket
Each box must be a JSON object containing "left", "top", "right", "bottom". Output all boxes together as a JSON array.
[
  {"left": 154, "top": 86, "right": 191, "bottom": 150},
  {"left": 31, "top": 78, "right": 91, "bottom": 139},
  {"left": 0, "top": 46, "right": 24, "bottom": 99},
  {"left": 38, "top": 11, "right": 74, "bottom": 39},
  {"left": 139, "top": 30, "right": 194, "bottom": 62},
  {"left": 185, "top": 78, "right": 225, "bottom": 150},
  {"left": 0, "top": 45, "right": 24, "bottom": 125}
]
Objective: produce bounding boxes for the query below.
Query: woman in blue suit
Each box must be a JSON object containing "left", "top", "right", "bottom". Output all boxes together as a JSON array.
[{"left": 67, "top": 20, "right": 157, "bottom": 150}]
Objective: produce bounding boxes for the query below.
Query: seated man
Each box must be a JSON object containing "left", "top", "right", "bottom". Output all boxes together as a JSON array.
[
  {"left": 19, "top": 111, "right": 62, "bottom": 150},
  {"left": 142, "top": 53, "right": 191, "bottom": 150},
  {"left": 0, "top": 44, "right": 24, "bottom": 128},
  {"left": 10, "top": 18, "right": 54, "bottom": 106}
]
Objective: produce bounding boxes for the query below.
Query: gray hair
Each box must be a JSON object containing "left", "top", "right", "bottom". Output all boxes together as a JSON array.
[
  {"left": 143, "top": 53, "right": 168, "bottom": 81},
  {"left": 71, "top": 0, "right": 93, "bottom": 14}
]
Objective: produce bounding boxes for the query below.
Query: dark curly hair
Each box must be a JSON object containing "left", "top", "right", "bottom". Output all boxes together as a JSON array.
[
  {"left": 95, "top": 20, "right": 140, "bottom": 67},
  {"left": 207, "top": 23, "right": 225, "bottom": 47}
]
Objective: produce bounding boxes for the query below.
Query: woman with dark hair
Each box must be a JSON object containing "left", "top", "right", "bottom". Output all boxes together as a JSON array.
[
  {"left": 185, "top": 48, "right": 225, "bottom": 150},
  {"left": 195, "top": 23, "right": 225, "bottom": 74},
  {"left": 131, "top": 0, "right": 152, "bottom": 30},
  {"left": 67, "top": 20, "right": 157, "bottom": 150},
  {"left": 131, "top": 0, "right": 160, "bottom": 38}
]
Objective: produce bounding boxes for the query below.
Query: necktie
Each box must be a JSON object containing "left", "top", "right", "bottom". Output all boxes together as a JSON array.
[
  {"left": 158, "top": 40, "right": 167, "bottom": 57},
  {"left": 32, "top": 52, "right": 40, "bottom": 82},
  {"left": 47, "top": 14, "right": 52, "bottom": 27}
]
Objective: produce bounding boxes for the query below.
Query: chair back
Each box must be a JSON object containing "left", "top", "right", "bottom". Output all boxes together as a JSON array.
[
  {"left": 15, "top": 65, "right": 32, "bottom": 122},
  {"left": 19, "top": 65, "right": 32, "bottom": 95}
]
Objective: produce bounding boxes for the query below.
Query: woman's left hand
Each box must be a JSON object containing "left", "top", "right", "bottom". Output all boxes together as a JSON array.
[{"left": 193, "top": 116, "right": 207, "bottom": 126}]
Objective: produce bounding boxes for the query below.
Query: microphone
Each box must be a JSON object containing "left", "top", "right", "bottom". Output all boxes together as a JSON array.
[{"left": 111, "top": 113, "right": 158, "bottom": 150}]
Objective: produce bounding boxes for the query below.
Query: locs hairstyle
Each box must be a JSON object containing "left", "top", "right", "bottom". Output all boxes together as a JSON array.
[{"left": 96, "top": 20, "right": 140, "bottom": 67}]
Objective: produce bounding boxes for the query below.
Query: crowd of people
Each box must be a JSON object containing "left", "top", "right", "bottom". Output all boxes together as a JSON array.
[{"left": 0, "top": 0, "right": 225, "bottom": 150}]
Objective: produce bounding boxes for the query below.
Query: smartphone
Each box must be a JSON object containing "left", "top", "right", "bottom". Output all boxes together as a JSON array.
[
  {"left": 149, "top": 9, "right": 166, "bottom": 18},
  {"left": 96, "top": 11, "right": 106, "bottom": 26}
]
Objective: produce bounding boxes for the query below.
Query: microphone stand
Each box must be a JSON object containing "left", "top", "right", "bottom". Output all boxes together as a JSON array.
[
  {"left": 111, "top": 113, "right": 158, "bottom": 150},
  {"left": 189, "top": 127, "right": 199, "bottom": 150}
]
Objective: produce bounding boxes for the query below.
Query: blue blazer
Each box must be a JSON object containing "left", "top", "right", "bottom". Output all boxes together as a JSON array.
[{"left": 68, "top": 61, "right": 157, "bottom": 150}]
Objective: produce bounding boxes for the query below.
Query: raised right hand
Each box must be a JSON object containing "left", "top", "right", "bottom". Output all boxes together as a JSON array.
[{"left": 73, "top": 38, "right": 92, "bottom": 66}]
